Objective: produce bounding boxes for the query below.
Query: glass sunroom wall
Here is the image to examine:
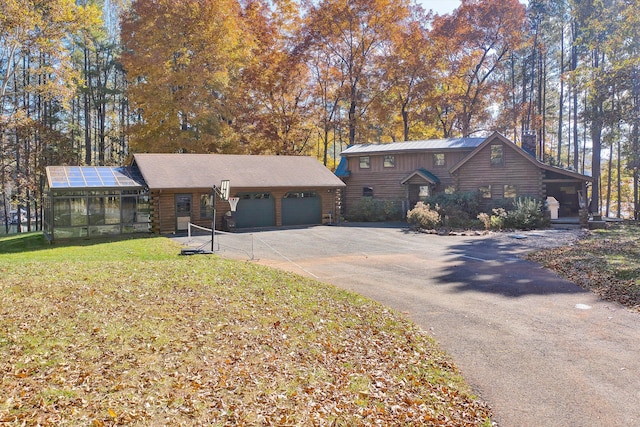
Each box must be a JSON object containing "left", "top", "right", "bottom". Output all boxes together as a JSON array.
[
  {"left": 121, "top": 192, "right": 150, "bottom": 233},
  {"left": 52, "top": 194, "right": 89, "bottom": 239},
  {"left": 43, "top": 190, "right": 53, "bottom": 238},
  {"left": 88, "top": 192, "right": 122, "bottom": 237},
  {"left": 49, "top": 189, "right": 150, "bottom": 240}
]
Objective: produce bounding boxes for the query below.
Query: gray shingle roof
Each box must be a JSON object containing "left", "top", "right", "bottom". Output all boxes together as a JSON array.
[
  {"left": 132, "top": 154, "right": 345, "bottom": 190},
  {"left": 340, "top": 138, "right": 486, "bottom": 155}
]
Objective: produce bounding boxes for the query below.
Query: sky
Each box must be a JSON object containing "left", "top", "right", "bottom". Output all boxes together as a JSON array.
[
  {"left": 416, "top": 0, "right": 529, "bottom": 16},
  {"left": 416, "top": 0, "right": 463, "bottom": 15}
]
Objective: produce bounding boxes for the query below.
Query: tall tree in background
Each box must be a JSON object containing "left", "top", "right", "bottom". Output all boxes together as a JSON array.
[
  {"left": 233, "top": 0, "right": 313, "bottom": 155},
  {"left": 303, "top": 0, "right": 411, "bottom": 145},
  {"left": 430, "top": 0, "right": 527, "bottom": 137},
  {"left": 306, "top": 39, "right": 345, "bottom": 167},
  {"left": 379, "top": 7, "right": 437, "bottom": 141},
  {"left": 0, "top": 0, "right": 99, "bottom": 231},
  {"left": 120, "top": 0, "right": 247, "bottom": 153}
]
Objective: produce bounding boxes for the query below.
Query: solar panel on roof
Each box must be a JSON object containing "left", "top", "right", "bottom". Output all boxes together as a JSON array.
[{"left": 47, "top": 166, "right": 145, "bottom": 189}]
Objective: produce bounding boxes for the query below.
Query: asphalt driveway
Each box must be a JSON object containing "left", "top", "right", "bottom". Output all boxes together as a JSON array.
[{"left": 178, "top": 223, "right": 640, "bottom": 427}]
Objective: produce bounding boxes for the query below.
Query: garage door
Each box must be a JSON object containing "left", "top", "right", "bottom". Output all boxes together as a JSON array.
[
  {"left": 282, "top": 191, "right": 322, "bottom": 226},
  {"left": 233, "top": 192, "right": 275, "bottom": 228}
]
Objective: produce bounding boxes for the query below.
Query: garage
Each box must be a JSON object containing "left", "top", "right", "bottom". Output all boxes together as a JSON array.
[
  {"left": 282, "top": 191, "right": 322, "bottom": 226},
  {"left": 233, "top": 192, "right": 276, "bottom": 229}
]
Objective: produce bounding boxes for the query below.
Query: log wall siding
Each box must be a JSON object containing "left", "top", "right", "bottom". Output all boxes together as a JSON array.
[
  {"left": 151, "top": 187, "right": 341, "bottom": 233},
  {"left": 452, "top": 141, "right": 544, "bottom": 209},
  {"left": 343, "top": 150, "right": 474, "bottom": 211}
]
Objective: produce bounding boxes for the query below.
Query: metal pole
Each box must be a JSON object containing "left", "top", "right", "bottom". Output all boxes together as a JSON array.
[{"left": 212, "top": 186, "right": 216, "bottom": 253}]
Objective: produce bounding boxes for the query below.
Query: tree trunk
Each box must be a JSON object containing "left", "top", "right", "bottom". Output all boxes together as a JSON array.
[
  {"left": 571, "top": 20, "right": 579, "bottom": 171},
  {"left": 605, "top": 143, "right": 612, "bottom": 217},
  {"left": 84, "top": 45, "right": 92, "bottom": 165},
  {"left": 557, "top": 24, "right": 565, "bottom": 165}
]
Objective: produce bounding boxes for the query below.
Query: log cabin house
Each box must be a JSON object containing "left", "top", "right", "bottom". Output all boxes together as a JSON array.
[
  {"left": 44, "top": 154, "right": 345, "bottom": 240},
  {"left": 336, "top": 132, "right": 593, "bottom": 221}
]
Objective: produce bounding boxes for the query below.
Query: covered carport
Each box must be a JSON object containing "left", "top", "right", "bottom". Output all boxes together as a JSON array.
[{"left": 542, "top": 167, "right": 592, "bottom": 219}]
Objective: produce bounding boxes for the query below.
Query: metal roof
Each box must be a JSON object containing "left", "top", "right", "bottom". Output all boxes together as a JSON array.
[
  {"left": 132, "top": 154, "right": 346, "bottom": 190},
  {"left": 340, "top": 138, "right": 486, "bottom": 155},
  {"left": 46, "top": 166, "right": 145, "bottom": 189},
  {"left": 334, "top": 157, "right": 350, "bottom": 177},
  {"left": 400, "top": 168, "right": 440, "bottom": 185}
]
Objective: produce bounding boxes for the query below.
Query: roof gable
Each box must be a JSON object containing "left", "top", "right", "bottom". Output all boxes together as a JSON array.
[
  {"left": 132, "top": 154, "right": 346, "bottom": 190},
  {"left": 449, "top": 132, "right": 593, "bottom": 182},
  {"left": 400, "top": 168, "right": 440, "bottom": 185}
]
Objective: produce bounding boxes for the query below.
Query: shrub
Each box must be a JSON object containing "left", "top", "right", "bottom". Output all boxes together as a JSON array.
[
  {"left": 505, "top": 197, "right": 547, "bottom": 230},
  {"left": 423, "top": 191, "right": 481, "bottom": 228},
  {"left": 477, "top": 212, "right": 491, "bottom": 230},
  {"left": 490, "top": 208, "right": 508, "bottom": 230},
  {"left": 425, "top": 191, "right": 481, "bottom": 216},
  {"left": 477, "top": 208, "right": 508, "bottom": 231},
  {"left": 345, "top": 198, "right": 403, "bottom": 222},
  {"left": 407, "top": 202, "right": 441, "bottom": 230}
]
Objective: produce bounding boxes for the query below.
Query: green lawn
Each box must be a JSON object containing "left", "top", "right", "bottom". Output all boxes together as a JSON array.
[
  {"left": 0, "top": 234, "right": 492, "bottom": 426},
  {"left": 527, "top": 224, "right": 640, "bottom": 312}
]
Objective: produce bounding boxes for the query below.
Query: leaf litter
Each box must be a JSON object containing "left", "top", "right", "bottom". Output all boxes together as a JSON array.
[
  {"left": 527, "top": 225, "right": 640, "bottom": 313},
  {"left": 0, "top": 237, "right": 493, "bottom": 426}
]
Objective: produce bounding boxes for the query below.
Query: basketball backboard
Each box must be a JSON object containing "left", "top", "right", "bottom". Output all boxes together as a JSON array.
[{"left": 219, "top": 180, "right": 230, "bottom": 201}]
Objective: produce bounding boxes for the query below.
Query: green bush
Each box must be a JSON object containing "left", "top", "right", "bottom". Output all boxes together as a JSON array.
[
  {"left": 422, "top": 191, "right": 481, "bottom": 228},
  {"left": 477, "top": 208, "right": 508, "bottom": 231},
  {"left": 504, "top": 197, "right": 547, "bottom": 230},
  {"left": 423, "top": 191, "right": 481, "bottom": 219},
  {"left": 407, "top": 202, "right": 441, "bottom": 230},
  {"left": 345, "top": 198, "right": 403, "bottom": 222}
]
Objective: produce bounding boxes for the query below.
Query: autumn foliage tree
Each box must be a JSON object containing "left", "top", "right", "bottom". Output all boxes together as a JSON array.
[
  {"left": 430, "top": 0, "right": 527, "bottom": 137},
  {"left": 380, "top": 7, "right": 438, "bottom": 141},
  {"left": 303, "top": 0, "right": 412, "bottom": 146},
  {"left": 0, "top": 0, "right": 100, "bottom": 231},
  {"left": 233, "top": 0, "right": 314, "bottom": 155},
  {"left": 120, "top": 0, "right": 247, "bottom": 153}
]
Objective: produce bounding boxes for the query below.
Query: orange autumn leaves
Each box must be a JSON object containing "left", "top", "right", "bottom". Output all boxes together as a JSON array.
[{"left": 120, "top": 0, "right": 527, "bottom": 155}]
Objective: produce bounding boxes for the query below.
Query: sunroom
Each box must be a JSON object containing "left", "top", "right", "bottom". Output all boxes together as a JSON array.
[{"left": 44, "top": 166, "right": 151, "bottom": 241}]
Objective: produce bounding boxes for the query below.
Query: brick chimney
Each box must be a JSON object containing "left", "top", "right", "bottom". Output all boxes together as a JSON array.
[{"left": 521, "top": 132, "right": 537, "bottom": 159}]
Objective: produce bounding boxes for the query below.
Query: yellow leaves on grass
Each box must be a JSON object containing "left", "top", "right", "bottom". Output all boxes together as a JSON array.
[{"left": 0, "top": 247, "right": 492, "bottom": 425}]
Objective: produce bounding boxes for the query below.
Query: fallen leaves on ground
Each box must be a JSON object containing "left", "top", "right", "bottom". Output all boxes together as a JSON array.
[
  {"left": 527, "top": 225, "right": 640, "bottom": 312},
  {"left": 0, "top": 237, "right": 493, "bottom": 426}
]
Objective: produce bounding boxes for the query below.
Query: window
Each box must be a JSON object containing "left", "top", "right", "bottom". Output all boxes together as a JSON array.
[
  {"left": 479, "top": 186, "right": 492, "bottom": 199},
  {"left": 200, "top": 194, "right": 213, "bottom": 219},
  {"left": 359, "top": 156, "right": 370, "bottom": 169},
  {"left": 419, "top": 186, "right": 431, "bottom": 198},
  {"left": 383, "top": 155, "right": 395, "bottom": 168},
  {"left": 284, "top": 191, "right": 317, "bottom": 198},
  {"left": 88, "top": 196, "right": 120, "bottom": 225},
  {"left": 445, "top": 186, "right": 456, "bottom": 194},
  {"left": 490, "top": 145, "right": 504, "bottom": 166},
  {"left": 433, "top": 153, "right": 445, "bottom": 166},
  {"left": 504, "top": 185, "right": 517, "bottom": 199},
  {"left": 363, "top": 187, "right": 374, "bottom": 197}
]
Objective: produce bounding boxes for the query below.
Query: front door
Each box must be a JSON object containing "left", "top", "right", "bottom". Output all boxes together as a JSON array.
[
  {"left": 409, "top": 184, "right": 432, "bottom": 207},
  {"left": 175, "top": 194, "right": 192, "bottom": 231}
]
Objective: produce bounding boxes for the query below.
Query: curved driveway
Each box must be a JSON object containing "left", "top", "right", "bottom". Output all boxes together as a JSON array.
[{"left": 191, "top": 223, "right": 640, "bottom": 427}]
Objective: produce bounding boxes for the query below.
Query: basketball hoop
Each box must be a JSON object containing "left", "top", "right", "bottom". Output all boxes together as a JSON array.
[
  {"left": 228, "top": 197, "right": 240, "bottom": 212},
  {"left": 219, "top": 180, "right": 230, "bottom": 201}
]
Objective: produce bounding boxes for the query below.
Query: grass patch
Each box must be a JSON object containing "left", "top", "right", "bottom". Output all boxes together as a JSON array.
[
  {"left": 0, "top": 233, "right": 492, "bottom": 425},
  {"left": 527, "top": 224, "right": 640, "bottom": 312}
]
